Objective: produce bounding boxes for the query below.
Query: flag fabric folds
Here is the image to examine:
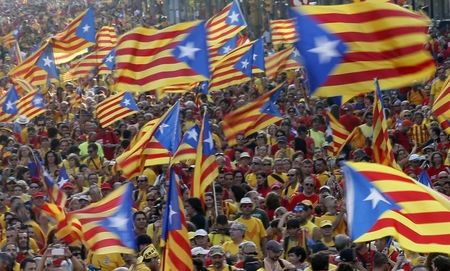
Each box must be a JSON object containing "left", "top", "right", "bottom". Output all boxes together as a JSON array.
[
  {"left": 51, "top": 8, "right": 96, "bottom": 64},
  {"left": 41, "top": 166, "right": 67, "bottom": 207},
  {"left": 372, "top": 79, "right": 399, "bottom": 169},
  {"left": 1, "top": 86, "right": 19, "bottom": 122},
  {"left": 209, "top": 34, "right": 248, "bottom": 67},
  {"left": 1, "top": 30, "right": 19, "bottom": 48},
  {"left": 16, "top": 89, "right": 46, "bottom": 120},
  {"left": 71, "top": 183, "right": 137, "bottom": 255},
  {"left": 161, "top": 169, "right": 193, "bottom": 271},
  {"left": 39, "top": 203, "right": 82, "bottom": 246},
  {"left": 95, "top": 92, "right": 139, "bottom": 128},
  {"left": 172, "top": 125, "right": 200, "bottom": 164},
  {"left": 115, "top": 21, "right": 210, "bottom": 92},
  {"left": 265, "top": 47, "right": 295, "bottom": 79},
  {"left": 292, "top": 1, "right": 435, "bottom": 97},
  {"left": 270, "top": 19, "right": 298, "bottom": 45},
  {"left": 418, "top": 169, "right": 432, "bottom": 188},
  {"left": 222, "top": 84, "right": 284, "bottom": 146},
  {"left": 192, "top": 113, "right": 219, "bottom": 198},
  {"left": 57, "top": 168, "right": 70, "bottom": 188},
  {"left": 209, "top": 41, "right": 255, "bottom": 91},
  {"left": 327, "top": 111, "right": 350, "bottom": 157},
  {"left": 206, "top": 0, "right": 247, "bottom": 46},
  {"left": 342, "top": 162, "right": 450, "bottom": 253},
  {"left": 431, "top": 77, "right": 450, "bottom": 134}
]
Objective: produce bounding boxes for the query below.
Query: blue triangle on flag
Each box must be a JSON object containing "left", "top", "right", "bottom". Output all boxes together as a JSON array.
[
  {"left": 2, "top": 86, "right": 19, "bottom": 115},
  {"left": 161, "top": 169, "right": 183, "bottom": 241},
  {"left": 418, "top": 169, "right": 432, "bottom": 188},
  {"left": 342, "top": 163, "right": 401, "bottom": 240},
  {"left": 36, "top": 44, "right": 59, "bottom": 79},
  {"left": 154, "top": 102, "right": 182, "bottom": 153},
  {"left": 225, "top": 0, "right": 247, "bottom": 26},
  {"left": 233, "top": 48, "right": 253, "bottom": 77},
  {"left": 292, "top": 8, "right": 347, "bottom": 95},
  {"left": 172, "top": 21, "right": 210, "bottom": 78},
  {"left": 120, "top": 92, "right": 139, "bottom": 111},
  {"left": 183, "top": 125, "right": 200, "bottom": 148},
  {"left": 102, "top": 48, "right": 116, "bottom": 70},
  {"left": 75, "top": 8, "right": 96, "bottom": 43},
  {"left": 252, "top": 38, "right": 265, "bottom": 71},
  {"left": 259, "top": 89, "right": 282, "bottom": 117},
  {"left": 31, "top": 91, "right": 45, "bottom": 109}
]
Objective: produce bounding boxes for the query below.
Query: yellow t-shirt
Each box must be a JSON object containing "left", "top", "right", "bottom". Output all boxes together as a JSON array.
[
  {"left": 315, "top": 213, "right": 347, "bottom": 236},
  {"left": 146, "top": 223, "right": 162, "bottom": 253},
  {"left": 431, "top": 78, "right": 445, "bottom": 97},
  {"left": 209, "top": 233, "right": 231, "bottom": 246},
  {"left": 222, "top": 240, "right": 243, "bottom": 258},
  {"left": 245, "top": 172, "right": 257, "bottom": 188},
  {"left": 88, "top": 252, "right": 125, "bottom": 271},
  {"left": 234, "top": 217, "right": 267, "bottom": 258},
  {"left": 267, "top": 173, "right": 288, "bottom": 187},
  {"left": 207, "top": 264, "right": 236, "bottom": 271},
  {"left": 0, "top": 238, "right": 39, "bottom": 253}
]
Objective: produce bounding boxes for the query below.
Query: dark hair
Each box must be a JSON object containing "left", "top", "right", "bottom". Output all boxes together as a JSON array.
[
  {"left": 311, "top": 252, "right": 329, "bottom": 271},
  {"left": 410, "top": 265, "right": 429, "bottom": 271},
  {"left": 186, "top": 198, "right": 205, "bottom": 216},
  {"left": 286, "top": 218, "right": 301, "bottom": 230},
  {"left": 136, "top": 234, "right": 153, "bottom": 248},
  {"left": 20, "top": 258, "right": 35, "bottom": 270},
  {"left": 287, "top": 246, "right": 307, "bottom": 262},
  {"left": 44, "top": 150, "right": 61, "bottom": 168},
  {"left": 0, "top": 252, "right": 13, "bottom": 271},
  {"left": 336, "top": 262, "right": 355, "bottom": 271},
  {"left": 373, "top": 252, "right": 389, "bottom": 269},
  {"left": 88, "top": 142, "right": 98, "bottom": 152},
  {"left": 216, "top": 215, "right": 228, "bottom": 225},
  {"left": 265, "top": 192, "right": 281, "bottom": 210},
  {"left": 432, "top": 255, "right": 450, "bottom": 271},
  {"left": 133, "top": 211, "right": 147, "bottom": 221}
]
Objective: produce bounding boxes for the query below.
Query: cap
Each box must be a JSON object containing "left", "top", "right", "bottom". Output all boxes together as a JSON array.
[
  {"left": 293, "top": 204, "right": 305, "bottom": 213},
  {"left": 301, "top": 200, "right": 313, "bottom": 207},
  {"left": 408, "top": 154, "right": 423, "bottom": 161},
  {"left": 209, "top": 245, "right": 225, "bottom": 256},
  {"left": 188, "top": 232, "right": 195, "bottom": 240},
  {"left": 142, "top": 244, "right": 159, "bottom": 260},
  {"left": 15, "top": 115, "right": 30, "bottom": 125},
  {"left": 319, "top": 220, "right": 333, "bottom": 228},
  {"left": 62, "top": 182, "right": 75, "bottom": 189},
  {"left": 101, "top": 183, "right": 112, "bottom": 190},
  {"left": 194, "top": 229, "right": 208, "bottom": 237},
  {"left": 319, "top": 185, "right": 331, "bottom": 193},
  {"left": 265, "top": 240, "right": 283, "bottom": 253},
  {"left": 240, "top": 197, "right": 253, "bottom": 205},
  {"left": 239, "top": 152, "right": 251, "bottom": 159},
  {"left": 79, "top": 195, "right": 91, "bottom": 202},
  {"left": 271, "top": 183, "right": 282, "bottom": 189},
  {"left": 32, "top": 192, "right": 45, "bottom": 198},
  {"left": 191, "top": 247, "right": 210, "bottom": 256},
  {"left": 277, "top": 136, "right": 287, "bottom": 143},
  {"left": 402, "top": 120, "right": 413, "bottom": 127},
  {"left": 340, "top": 248, "right": 355, "bottom": 262}
]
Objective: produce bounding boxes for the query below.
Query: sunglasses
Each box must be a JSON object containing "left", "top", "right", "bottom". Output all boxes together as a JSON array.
[
  {"left": 287, "top": 174, "right": 296, "bottom": 176},
  {"left": 304, "top": 183, "right": 314, "bottom": 187},
  {"left": 244, "top": 252, "right": 258, "bottom": 256},
  {"left": 30, "top": 186, "right": 39, "bottom": 189},
  {"left": 263, "top": 163, "right": 271, "bottom": 166},
  {"left": 241, "top": 204, "right": 253, "bottom": 208}
]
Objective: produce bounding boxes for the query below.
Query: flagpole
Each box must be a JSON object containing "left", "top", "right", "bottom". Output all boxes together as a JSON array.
[{"left": 212, "top": 180, "right": 219, "bottom": 218}]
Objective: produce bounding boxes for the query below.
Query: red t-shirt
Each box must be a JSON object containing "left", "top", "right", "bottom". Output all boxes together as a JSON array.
[{"left": 339, "top": 114, "right": 361, "bottom": 132}]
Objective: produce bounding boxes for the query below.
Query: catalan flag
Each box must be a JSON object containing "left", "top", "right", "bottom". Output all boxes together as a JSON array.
[
  {"left": 192, "top": 113, "right": 219, "bottom": 198},
  {"left": 283, "top": 48, "right": 302, "bottom": 72},
  {"left": 71, "top": 183, "right": 137, "bottom": 254},
  {"left": 431, "top": 77, "right": 450, "bottom": 134},
  {"left": 51, "top": 8, "right": 96, "bottom": 64},
  {"left": 16, "top": 89, "right": 46, "bottom": 121},
  {"left": 1, "top": 86, "right": 19, "bottom": 122},
  {"left": 342, "top": 162, "right": 450, "bottom": 253},
  {"left": 142, "top": 101, "right": 182, "bottom": 166},
  {"left": 41, "top": 165, "right": 67, "bottom": 207},
  {"left": 264, "top": 47, "right": 295, "bottom": 79},
  {"left": 270, "top": 19, "right": 298, "bottom": 45},
  {"left": 209, "top": 33, "right": 249, "bottom": 67},
  {"left": 206, "top": 0, "right": 247, "bottom": 46},
  {"left": 373, "top": 79, "right": 399, "bottom": 169},
  {"left": 418, "top": 169, "right": 432, "bottom": 188},
  {"left": 114, "top": 119, "right": 159, "bottom": 179},
  {"left": 161, "top": 169, "right": 193, "bottom": 271},
  {"left": 8, "top": 41, "right": 53, "bottom": 87},
  {"left": 68, "top": 26, "right": 117, "bottom": 79},
  {"left": 209, "top": 41, "right": 255, "bottom": 91},
  {"left": 292, "top": 1, "right": 435, "bottom": 97},
  {"left": 222, "top": 84, "right": 283, "bottom": 146},
  {"left": 39, "top": 203, "right": 82, "bottom": 246},
  {"left": 1, "top": 30, "right": 19, "bottom": 48},
  {"left": 115, "top": 21, "right": 210, "bottom": 92},
  {"left": 327, "top": 111, "right": 350, "bottom": 157},
  {"left": 95, "top": 92, "right": 139, "bottom": 128},
  {"left": 172, "top": 124, "right": 200, "bottom": 164}
]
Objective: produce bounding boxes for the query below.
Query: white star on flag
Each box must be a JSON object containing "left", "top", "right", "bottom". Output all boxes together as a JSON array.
[
  {"left": 228, "top": 11, "right": 240, "bottom": 24},
  {"left": 108, "top": 214, "right": 129, "bottom": 232},
  {"left": 33, "top": 97, "right": 43, "bottom": 106},
  {"left": 82, "top": 24, "right": 91, "bottom": 33},
  {"left": 252, "top": 53, "right": 258, "bottom": 61},
  {"left": 222, "top": 46, "right": 232, "bottom": 54},
  {"left": 292, "top": 49, "right": 300, "bottom": 58},
  {"left": 105, "top": 55, "right": 114, "bottom": 63},
  {"left": 122, "top": 99, "right": 131, "bottom": 106},
  {"left": 364, "top": 188, "right": 391, "bottom": 209},
  {"left": 307, "top": 36, "right": 341, "bottom": 64},
  {"left": 5, "top": 100, "right": 14, "bottom": 110},
  {"left": 204, "top": 133, "right": 214, "bottom": 150},
  {"left": 42, "top": 56, "right": 53, "bottom": 67},
  {"left": 178, "top": 42, "right": 201, "bottom": 60},
  {"left": 186, "top": 129, "right": 198, "bottom": 141},
  {"left": 158, "top": 123, "right": 170, "bottom": 134},
  {"left": 169, "top": 206, "right": 178, "bottom": 224},
  {"left": 240, "top": 59, "right": 250, "bottom": 69}
]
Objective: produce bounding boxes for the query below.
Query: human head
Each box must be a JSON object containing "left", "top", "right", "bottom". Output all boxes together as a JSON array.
[
  {"left": 209, "top": 246, "right": 225, "bottom": 269},
  {"left": 265, "top": 240, "right": 283, "bottom": 261},
  {"left": 432, "top": 255, "right": 450, "bottom": 271},
  {"left": 20, "top": 258, "right": 37, "bottom": 271},
  {"left": 373, "top": 252, "right": 390, "bottom": 271},
  {"left": 311, "top": 252, "right": 330, "bottom": 271}
]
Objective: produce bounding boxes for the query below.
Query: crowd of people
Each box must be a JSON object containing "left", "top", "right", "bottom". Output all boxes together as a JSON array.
[{"left": 0, "top": 0, "right": 450, "bottom": 271}]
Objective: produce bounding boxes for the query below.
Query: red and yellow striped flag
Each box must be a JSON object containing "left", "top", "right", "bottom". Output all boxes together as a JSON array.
[
  {"left": 16, "top": 90, "right": 46, "bottom": 120},
  {"left": 40, "top": 203, "right": 82, "bottom": 246},
  {"left": 0, "top": 92, "right": 15, "bottom": 123},
  {"left": 1, "top": 30, "right": 18, "bottom": 48},
  {"left": 373, "top": 79, "right": 399, "bottom": 169},
  {"left": 115, "top": 22, "right": 207, "bottom": 92},
  {"left": 327, "top": 111, "right": 350, "bottom": 157},
  {"left": 68, "top": 26, "right": 117, "bottom": 79},
  {"left": 270, "top": 19, "right": 298, "bottom": 45},
  {"left": 52, "top": 8, "right": 96, "bottom": 64},
  {"left": 222, "top": 84, "right": 284, "bottom": 146},
  {"left": 265, "top": 47, "right": 295, "bottom": 79},
  {"left": 95, "top": 92, "right": 139, "bottom": 128},
  {"left": 161, "top": 169, "right": 193, "bottom": 271},
  {"left": 209, "top": 41, "right": 255, "bottom": 91},
  {"left": 432, "top": 77, "right": 450, "bottom": 134},
  {"left": 343, "top": 162, "right": 450, "bottom": 253}
]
